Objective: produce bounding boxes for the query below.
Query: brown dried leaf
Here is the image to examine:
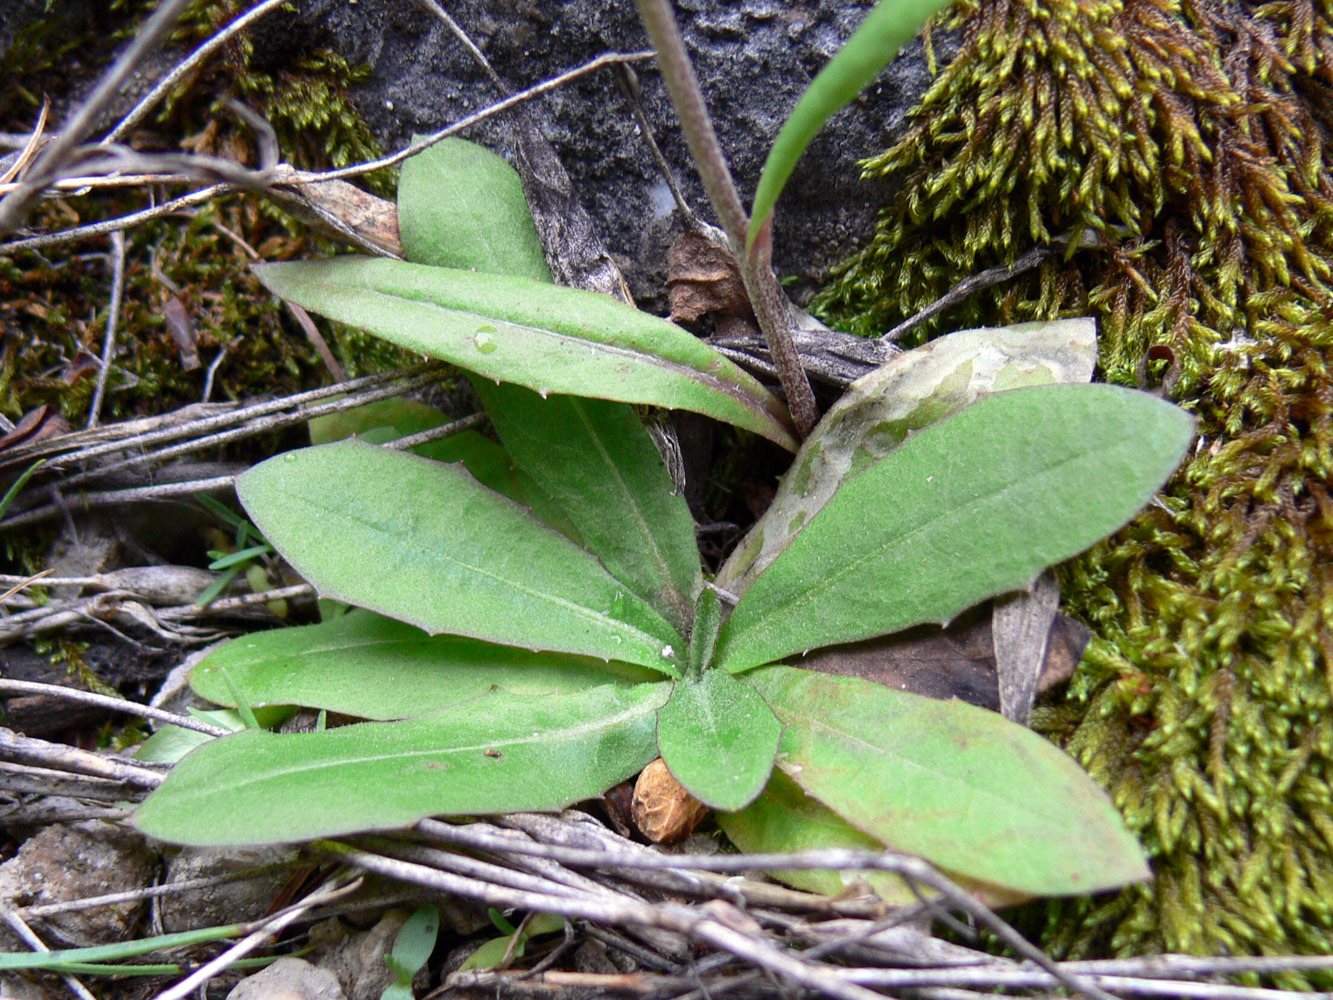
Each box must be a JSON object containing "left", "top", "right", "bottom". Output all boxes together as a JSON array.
[
  {"left": 266, "top": 165, "right": 403, "bottom": 259},
  {"left": 163, "top": 297, "right": 201, "bottom": 371},
  {"left": 60, "top": 351, "right": 99, "bottom": 387},
  {"left": 666, "top": 230, "right": 753, "bottom": 323},
  {"left": 631, "top": 758, "right": 708, "bottom": 844},
  {"left": 0, "top": 405, "right": 70, "bottom": 453},
  {"left": 791, "top": 604, "right": 1086, "bottom": 714},
  {"left": 992, "top": 571, "right": 1061, "bottom": 725}
]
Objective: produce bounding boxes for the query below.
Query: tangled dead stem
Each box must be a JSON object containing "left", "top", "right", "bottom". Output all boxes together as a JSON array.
[{"left": 814, "top": 0, "right": 1333, "bottom": 972}]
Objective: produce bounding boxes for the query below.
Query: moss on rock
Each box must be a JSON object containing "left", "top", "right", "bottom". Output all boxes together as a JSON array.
[
  {"left": 813, "top": 0, "right": 1333, "bottom": 970},
  {"left": 0, "top": 0, "right": 409, "bottom": 430}
]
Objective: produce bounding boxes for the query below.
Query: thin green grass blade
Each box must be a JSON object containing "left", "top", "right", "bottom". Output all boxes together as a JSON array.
[
  {"left": 0, "top": 458, "right": 45, "bottom": 521},
  {"left": 747, "top": 0, "right": 954, "bottom": 249},
  {"left": 0, "top": 925, "right": 245, "bottom": 971}
]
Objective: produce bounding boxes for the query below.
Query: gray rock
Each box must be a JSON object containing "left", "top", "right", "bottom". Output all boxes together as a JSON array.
[
  {"left": 311, "top": 909, "right": 422, "bottom": 1000},
  {"left": 272, "top": 0, "right": 956, "bottom": 307},
  {"left": 0, "top": 973, "right": 51, "bottom": 1000},
  {"left": 159, "top": 845, "right": 302, "bottom": 932},
  {"left": 4, "top": 0, "right": 950, "bottom": 306},
  {"left": 225, "top": 957, "right": 346, "bottom": 1000},
  {"left": 0, "top": 822, "right": 154, "bottom": 948}
]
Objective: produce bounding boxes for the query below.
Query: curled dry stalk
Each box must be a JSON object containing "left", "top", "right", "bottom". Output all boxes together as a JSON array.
[{"left": 632, "top": 0, "right": 820, "bottom": 438}]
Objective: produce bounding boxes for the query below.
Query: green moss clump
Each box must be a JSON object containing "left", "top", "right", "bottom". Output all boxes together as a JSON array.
[
  {"left": 165, "top": 1, "right": 396, "bottom": 197},
  {"left": 0, "top": 0, "right": 413, "bottom": 429},
  {"left": 814, "top": 0, "right": 1333, "bottom": 972}
]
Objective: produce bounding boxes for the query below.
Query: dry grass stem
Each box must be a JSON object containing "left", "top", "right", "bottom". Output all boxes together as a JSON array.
[
  {"left": 0, "top": 0, "right": 195, "bottom": 236},
  {"left": 87, "top": 231, "right": 127, "bottom": 429}
]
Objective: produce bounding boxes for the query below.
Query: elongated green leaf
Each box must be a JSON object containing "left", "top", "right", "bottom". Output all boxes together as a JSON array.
[
  {"left": 474, "top": 382, "right": 701, "bottom": 634},
  {"left": 656, "top": 669, "right": 780, "bottom": 811},
  {"left": 715, "top": 319, "right": 1097, "bottom": 597},
  {"left": 254, "top": 258, "right": 797, "bottom": 450},
  {"left": 309, "top": 399, "right": 578, "bottom": 540},
  {"left": 238, "top": 440, "right": 685, "bottom": 674},
  {"left": 717, "top": 770, "right": 1028, "bottom": 907},
  {"left": 751, "top": 666, "right": 1149, "bottom": 895},
  {"left": 398, "top": 137, "right": 552, "bottom": 281},
  {"left": 387, "top": 905, "right": 440, "bottom": 982},
  {"left": 191, "top": 609, "right": 658, "bottom": 720},
  {"left": 0, "top": 458, "right": 45, "bottom": 521},
  {"left": 310, "top": 397, "right": 447, "bottom": 446},
  {"left": 747, "top": 0, "right": 953, "bottom": 248},
  {"left": 715, "top": 384, "right": 1194, "bottom": 672},
  {"left": 459, "top": 913, "right": 563, "bottom": 972},
  {"left": 134, "top": 682, "right": 669, "bottom": 846},
  {"left": 137, "top": 724, "right": 216, "bottom": 764},
  {"left": 716, "top": 770, "right": 918, "bottom": 903}
]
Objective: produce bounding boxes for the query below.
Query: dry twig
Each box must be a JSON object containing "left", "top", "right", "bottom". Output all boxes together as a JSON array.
[
  {"left": 0, "top": 904, "right": 99, "bottom": 1000},
  {"left": 0, "top": 0, "right": 195, "bottom": 236}
]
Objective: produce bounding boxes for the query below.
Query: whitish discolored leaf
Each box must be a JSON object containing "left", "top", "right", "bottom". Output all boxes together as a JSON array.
[
  {"left": 656, "top": 669, "right": 780, "bottom": 811},
  {"left": 253, "top": 258, "right": 797, "bottom": 450},
  {"left": 237, "top": 440, "right": 685, "bottom": 674},
  {"left": 750, "top": 666, "right": 1150, "bottom": 895},
  {"left": 398, "top": 138, "right": 552, "bottom": 281},
  {"left": 716, "top": 319, "right": 1097, "bottom": 597},
  {"left": 191, "top": 609, "right": 659, "bottom": 720},
  {"left": 133, "top": 683, "right": 669, "bottom": 846},
  {"left": 714, "top": 384, "right": 1194, "bottom": 672},
  {"left": 748, "top": 0, "right": 956, "bottom": 248},
  {"left": 474, "top": 382, "right": 701, "bottom": 635}
]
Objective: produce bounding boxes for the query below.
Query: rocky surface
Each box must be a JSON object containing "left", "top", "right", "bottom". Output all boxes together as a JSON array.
[
  {"left": 3, "top": 0, "right": 951, "bottom": 307},
  {"left": 0, "top": 821, "right": 154, "bottom": 948},
  {"left": 256, "top": 0, "right": 955, "bottom": 308},
  {"left": 159, "top": 845, "right": 302, "bottom": 932},
  {"left": 312, "top": 909, "right": 422, "bottom": 1000},
  {"left": 224, "top": 957, "right": 347, "bottom": 1000}
]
